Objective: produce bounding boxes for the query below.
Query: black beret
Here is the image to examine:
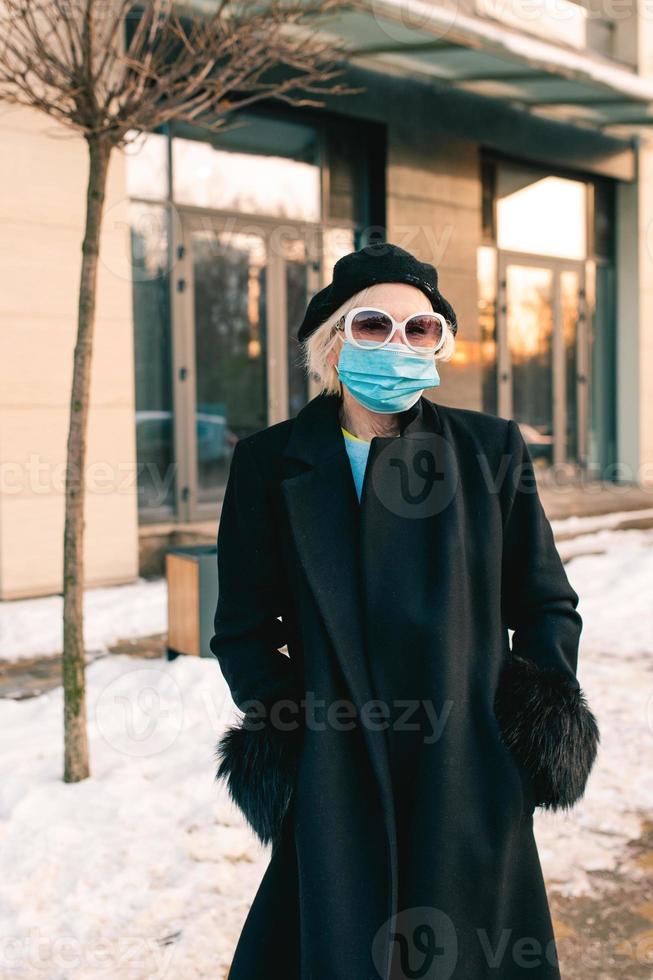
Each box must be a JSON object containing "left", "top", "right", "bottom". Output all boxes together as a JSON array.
[{"left": 297, "top": 241, "right": 458, "bottom": 342}]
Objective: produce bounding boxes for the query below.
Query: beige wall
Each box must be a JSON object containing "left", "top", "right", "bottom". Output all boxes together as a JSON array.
[
  {"left": 636, "top": 7, "right": 653, "bottom": 485},
  {"left": 615, "top": 3, "right": 653, "bottom": 486},
  {"left": 616, "top": 137, "right": 653, "bottom": 487},
  {"left": 0, "top": 107, "right": 140, "bottom": 599},
  {"left": 642, "top": 142, "right": 653, "bottom": 482},
  {"left": 386, "top": 124, "right": 483, "bottom": 411}
]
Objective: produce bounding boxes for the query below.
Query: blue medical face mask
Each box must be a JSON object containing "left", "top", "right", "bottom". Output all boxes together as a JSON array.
[{"left": 335, "top": 339, "right": 440, "bottom": 415}]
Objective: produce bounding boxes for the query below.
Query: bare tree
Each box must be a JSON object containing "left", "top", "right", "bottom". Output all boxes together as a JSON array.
[{"left": 0, "top": 0, "right": 359, "bottom": 782}]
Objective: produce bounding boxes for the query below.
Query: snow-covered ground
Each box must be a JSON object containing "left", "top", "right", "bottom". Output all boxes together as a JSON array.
[
  {"left": 536, "top": 524, "right": 653, "bottom": 897},
  {"left": 0, "top": 578, "right": 167, "bottom": 661},
  {"left": 551, "top": 505, "right": 653, "bottom": 539},
  {"left": 0, "top": 656, "right": 264, "bottom": 979},
  {"left": 0, "top": 523, "right": 651, "bottom": 977}
]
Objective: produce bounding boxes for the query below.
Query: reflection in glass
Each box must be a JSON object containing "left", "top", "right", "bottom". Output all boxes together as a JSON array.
[
  {"left": 322, "top": 227, "right": 356, "bottom": 279},
  {"left": 506, "top": 265, "right": 554, "bottom": 465},
  {"left": 588, "top": 264, "right": 616, "bottom": 476},
  {"left": 192, "top": 231, "right": 268, "bottom": 502},
  {"left": 497, "top": 166, "right": 586, "bottom": 260},
  {"left": 285, "top": 239, "right": 310, "bottom": 417},
  {"left": 325, "top": 124, "right": 361, "bottom": 223},
  {"left": 561, "top": 270, "right": 580, "bottom": 462},
  {"left": 478, "top": 246, "right": 498, "bottom": 415},
  {"left": 173, "top": 138, "right": 320, "bottom": 221},
  {"left": 130, "top": 203, "right": 175, "bottom": 512},
  {"left": 124, "top": 131, "right": 169, "bottom": 201},
  {"left": 594, "top": 179, "right": 615, "bottom": 261}
]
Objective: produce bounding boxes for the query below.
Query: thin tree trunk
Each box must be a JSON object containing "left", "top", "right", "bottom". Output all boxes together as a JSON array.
[{"left": 63, "top": 136, "right": 112, "bottom": 783}]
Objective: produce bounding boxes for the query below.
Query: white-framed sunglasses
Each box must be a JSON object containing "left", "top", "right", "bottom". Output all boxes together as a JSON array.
[{"left": 334, "top": 306, "right": 448, "bottom": 354}]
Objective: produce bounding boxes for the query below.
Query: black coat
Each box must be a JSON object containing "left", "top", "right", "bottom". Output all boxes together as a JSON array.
[{"left": 210, "top": 391, "right": 600, "bottom": 980}]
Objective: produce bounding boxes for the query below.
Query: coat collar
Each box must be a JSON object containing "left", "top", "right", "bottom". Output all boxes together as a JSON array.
[{"left": 281, "top": 389, "right": 443, "bottom": 468}]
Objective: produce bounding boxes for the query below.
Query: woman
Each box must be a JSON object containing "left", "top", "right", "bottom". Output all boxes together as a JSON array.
[{"left": 210, "top": 242, "right": 600, "bottom": 980}]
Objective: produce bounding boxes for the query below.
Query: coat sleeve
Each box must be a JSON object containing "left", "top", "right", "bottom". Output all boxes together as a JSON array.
[
  {"left": 209, "top": 436, "right": 297, "bottom": 711},
  {"left": 493, "top": 418, "right": 600, "bottom": 811},
  {"left": 209, "top": 437, "right": 301, "bottom": 848}
]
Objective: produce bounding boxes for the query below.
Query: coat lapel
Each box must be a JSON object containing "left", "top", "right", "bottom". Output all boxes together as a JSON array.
[
  {"left": 280, "top": 392, "right": 372, "bottom": 722},
  {"left": 280, "top": 391, "right": 444, "bottom": 733},
  {"left": 280, "top": 391, "right": 444, "bottom": 980}
]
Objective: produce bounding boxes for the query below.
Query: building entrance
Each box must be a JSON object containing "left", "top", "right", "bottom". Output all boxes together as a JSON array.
[
  {"left": 173, "top": 210, "right": 320, "bottom": 519},
  {"left": 497, "top": 251, "right": 588, "bottom": 470}
]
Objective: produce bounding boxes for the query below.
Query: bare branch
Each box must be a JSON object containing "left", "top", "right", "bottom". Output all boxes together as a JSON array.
[{"left": 0, "top": 0, "right": 365, "bottom": 146}]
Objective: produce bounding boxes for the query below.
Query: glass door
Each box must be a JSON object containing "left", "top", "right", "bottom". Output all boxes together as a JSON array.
[
  {"left": 502, "top": 262, "right": 555, "bottom": 466},
  {"left": 173, "top": 212, "right": 319, "bottom": 519},
  {"left": 283, "top": 235, "right": 322, "bottom": 416},
  {"left": 192, "top": 223, "right": 268, "bottom": 505},
  {"left": 498, "top": 253, "right": 587, "bottom": 470}
]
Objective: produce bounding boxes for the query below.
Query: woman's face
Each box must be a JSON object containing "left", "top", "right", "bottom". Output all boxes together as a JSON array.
[{"left": 327, "top": 282, "right": 433, "bottom": 372}]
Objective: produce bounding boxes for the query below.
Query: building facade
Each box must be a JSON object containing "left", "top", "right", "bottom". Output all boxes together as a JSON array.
[{"left": 2, "top": 0, "right": 653, "bottom": 598}]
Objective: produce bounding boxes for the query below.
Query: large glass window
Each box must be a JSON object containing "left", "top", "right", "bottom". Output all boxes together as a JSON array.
[
  {"left": 588, "top": 179, "right": 616, "bottom": 475},
  {"left": 171, "top": 115, "right": 320, "bottom": 220},
  {"left": 124, "top": 132, "right": 169, "bottom": 201},
  {"left": 285, "top": 237, "right": 311, "bottom": 417},
  {"left": 496, "top": 164, "right": 587, "bottom": 260},
  {"left": 478, "top": 245, "right": 498, "bottom": 416},
  {"left": 594, "top": 178, "right": 616, "bottom": 261},
  {"left": 588, "top": 263, "right": 616, "bottom": 476},
  {"left": 324, "top": 121, "right": 364, "bottom": 225},
  {"left": 561, "top": 268, "right": 581, "bottom": 463},
  {"left": 506, "top": 264, "right": 555, "bottom": 466},
  {"left": 480, "top": 155, "right": 616, "bottom": 475},
  {"left": 192, "top": 229, "right": 268, "bottom": 501},
  {"left": 130, "top": 203, "right": 175, "bottom": 512},
  {"left": 126, "top": 112, "right": 378, "bottom": 517}
]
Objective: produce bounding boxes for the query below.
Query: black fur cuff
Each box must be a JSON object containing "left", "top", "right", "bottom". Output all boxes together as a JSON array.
[
  {"left": 215, "top": 708, "right": 301, "bottom": 846},
  {"left": 494, "top": 653, "right": 600, "bottom": 811}
]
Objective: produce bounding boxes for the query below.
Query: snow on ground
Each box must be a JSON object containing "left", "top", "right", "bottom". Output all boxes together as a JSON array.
[
  {"left": 559, "top": 526, "right": 653, "bottom": 656},
  {"left": 551, "top": 505, "right": 653, "bottom": 538},
  {"left": 0, "top": 578, "right": 167, "bottom": 661},
  {"left": 0, "top": 655, "right": 265, "bottom": 979},
  {"left": 0, "top": 524, "right": 651, "bottom": 975},
  {"left": 535, "top": 524, "right": 653, "bottom": 897}
]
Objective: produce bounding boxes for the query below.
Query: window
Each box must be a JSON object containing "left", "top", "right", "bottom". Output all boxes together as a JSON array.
[
  {"left": 496, "top": 164, "right": 587, "bottom": 260},
  {"left": 125, "top": 112, "right": 383, "bottom": 517}
]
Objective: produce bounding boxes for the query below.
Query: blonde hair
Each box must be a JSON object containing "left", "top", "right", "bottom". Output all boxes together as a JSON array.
[{"left": 299, "top": 286, "right": 457, "bottom": 395}]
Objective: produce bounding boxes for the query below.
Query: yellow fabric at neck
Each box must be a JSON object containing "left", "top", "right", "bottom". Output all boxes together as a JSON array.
[{"left": 341, "top": 426, "right": 369, "bottom": 444}]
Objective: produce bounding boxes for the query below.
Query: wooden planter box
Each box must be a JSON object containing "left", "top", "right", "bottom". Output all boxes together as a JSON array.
[{"left": 166, "top": 545, "right": 218, "bottom": 658}]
